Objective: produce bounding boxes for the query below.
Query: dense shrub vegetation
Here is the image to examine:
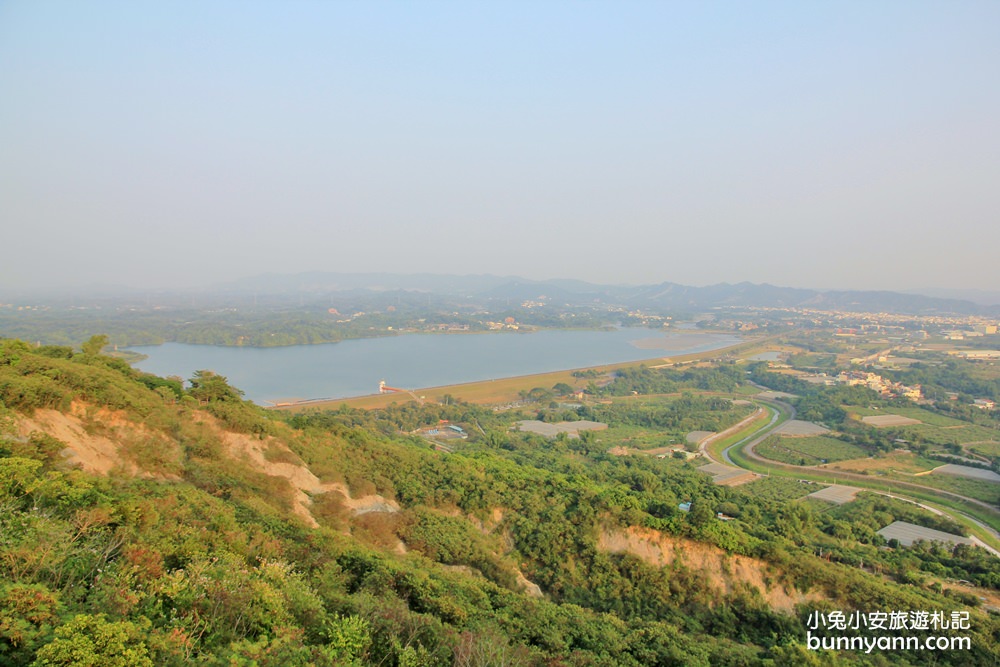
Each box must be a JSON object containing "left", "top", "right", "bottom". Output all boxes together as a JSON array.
[{"left": 1, "top": 339, "right": 998, "bottom": 665}]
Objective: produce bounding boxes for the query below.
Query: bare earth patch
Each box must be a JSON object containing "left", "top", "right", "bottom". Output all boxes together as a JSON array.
[
  {"left": 598, "top": 525, "right": 823, "bottom": 612},
  {"left": 698, "top": 462, "right": 758, "bottom": 486},
  {"left": 756, "top": 390, "right": 798, "bottom": 400},
  {"left": 928, "top": 464, "right": 1000, "bottom": 483},
  {"left": 861, "top": 414, "right": 923, "bottom": 428},
  {"left": 807, "top": 484, "right": 861, "bottom": 505},
  {"left": 220, "top": 428, "right": 399, "bottom": 527},
  {"left": 15, "top": 403, "right": 168, "bottom": 477},
  {"left": 516, "top": 570, "right": 544, "bottom": 597},
  {"left": 16, "top": 404, "right": 400, "bottom": 530},
  {"left": 686, "top": 430, "right": 714, "bottom": 444},
  {"left": 776, "top": 420, "right": 830, "bottom": 436}
]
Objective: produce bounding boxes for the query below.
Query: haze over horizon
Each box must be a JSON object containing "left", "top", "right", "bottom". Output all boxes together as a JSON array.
[
  {"left": 2, "top": 2, "right": 998, "bottom": 294},
  {"left": 4, "top": 271, "right": 998, "bottom": 304}
]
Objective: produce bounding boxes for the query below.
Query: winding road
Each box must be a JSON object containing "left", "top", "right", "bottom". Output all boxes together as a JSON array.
[{"left": 702, "top": 394, "right": 1000, "bottom": 552}]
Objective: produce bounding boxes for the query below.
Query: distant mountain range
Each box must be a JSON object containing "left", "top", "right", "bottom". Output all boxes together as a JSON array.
[
  {"left": 222, "top": 273, "right": 996, "bottom": 317},
  {"left": 6, "top": 272, "right": 993, "bottom": 317},
  {"left": 902, "top": 288, "right": 1000, "bottom": 307}
]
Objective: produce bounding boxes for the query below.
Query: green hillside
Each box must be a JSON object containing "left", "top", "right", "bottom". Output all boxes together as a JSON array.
[{"left": 1, "top": 337, "right": 998, "bottom": 665}]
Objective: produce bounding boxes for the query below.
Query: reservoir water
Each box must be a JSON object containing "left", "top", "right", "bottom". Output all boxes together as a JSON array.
[{"left": 130, "top": 329, "right": 742, "bottom": 404}]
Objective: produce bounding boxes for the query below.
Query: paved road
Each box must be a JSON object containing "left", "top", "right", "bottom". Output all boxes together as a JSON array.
[
  {"left": 722, "top": 398, "right": 795, "bottom": 466},
  {"left": 741, "top": 408, "right": 1000, "bottom": 522},
  {"left": 690, "top": 388, "right": 1000, "bottom": 549},
  {"left": 697, "top": 406, "right": 770, "bottom": 465},
  {"left": 727, "top": 397, "right": 1000, "bottom": 548}
]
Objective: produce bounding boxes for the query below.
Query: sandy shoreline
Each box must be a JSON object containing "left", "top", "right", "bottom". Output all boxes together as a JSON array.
[{"left": 273, "top": 337, "right": 762, "bottom": 411}]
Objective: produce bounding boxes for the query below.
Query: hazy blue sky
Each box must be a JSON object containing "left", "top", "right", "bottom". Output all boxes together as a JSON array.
[{"left": 2, "top": 1, "right": 998, "bottom": 293}]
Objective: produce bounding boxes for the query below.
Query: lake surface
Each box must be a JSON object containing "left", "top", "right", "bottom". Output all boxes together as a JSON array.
[{"left": 130, "top": 330, "right": 742, "bottom": 404}]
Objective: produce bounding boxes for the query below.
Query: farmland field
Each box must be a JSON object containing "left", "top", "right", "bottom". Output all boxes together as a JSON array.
[
  {"left": 914, "top": 424, "right": 1000, "bottom": 446},
  {"left": 846, "top": 405, "right": 1000, "bottom": 446},
  {"left": 861, "top": 414, "right": 922, "bottom": 427},
  {"left": 736, "top": 476, "right": 820, "bottom": 502},
  {"left": 898, "top": 474, "right": 1000, "bottom": 506},
  {"left": 829, "top": 451, "right": 939, "bottom": 475},
  {"left": 969, "top": 441, "right": 1000, "bottom": 458},
  {"left": 807, "top": 484, "right": 861, "bottom": 505},
  {"left": 596, "top": 423, "right": 682, "bottom": 450},
  {"left": 755, "top": 435, "right": 869, "bottom": 465},
  {"left": 823, "top": 453, "right": 1000, "bottom": 503},
  {"left": 847, "top": 406, "right": 963, "bottom": 426},
  {"left": 589, "top": 394, "right": 755, "bottom": 450}
]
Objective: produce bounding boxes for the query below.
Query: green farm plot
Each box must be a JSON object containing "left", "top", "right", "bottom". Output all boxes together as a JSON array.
[
  {"left": 969, "top": 441, "right": 1000, "bottom": 458},
  {"left": 945, "top": 424, "right": 1000, "bottom": 443},
  {"left": 755, "top": 435, "right": 869, "bottom": 466},
  {"left": 737, "top": 476, "right": 820, "bottom": 502},
  {"left": 823, "top": 449, "right": 1000, "bottom": 504},
  {"left": 899, "top": 474, "right": 1000, "bottom": 506},
  {"left": 847, "top": 406, "right": 956, "bottom": 425},
  {"left": 904, "top": 424, "right": 1000, "bottom": 448},
  {"left": 590, "top": 394, "right": 754, "bottom": 450},
  {"left": 598, "top": 424, "right": 682, "bottom": 450},
  {"left": 831, "top": 451, "right": 939, "bottom": 475},
  {"left": 846, "top": 405, "right": 1000, "bottom": 446},
  {"left": 789, "top": 352, "right": 837, "bottom": 370}
]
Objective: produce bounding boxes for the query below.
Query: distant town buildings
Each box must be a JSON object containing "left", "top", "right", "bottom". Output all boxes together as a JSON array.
[
  {"left": 949, "top": 350, "right": 1000, "bottom": 360},
  {"left": 521, "top": 298, "right": 548, "bottom": 309},
  {"left": 486, "top": 320, "right": 519, "bottom": 330},
  {"left": 837, "top": 371, "right": 922, "bottom": 400}
]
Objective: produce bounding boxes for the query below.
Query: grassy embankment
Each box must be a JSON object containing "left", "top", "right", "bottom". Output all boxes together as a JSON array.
[{"left": 703, "top": 403, "right": 781, "bottom": 465}]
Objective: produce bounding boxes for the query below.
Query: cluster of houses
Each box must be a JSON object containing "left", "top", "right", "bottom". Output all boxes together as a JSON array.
[
  {"left": 837, "top": 371, "right": 923, "bottom": 400},
  {"left": 486, "top": 317, "right": 520, "bottom": 330}
]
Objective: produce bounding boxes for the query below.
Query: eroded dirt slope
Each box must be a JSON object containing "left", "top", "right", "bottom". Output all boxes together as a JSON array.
[
  {"left": 14, "top": 403, "right": 399, "bottom": 529},
  {"left": 598, "top": 525, "right": 824, "bottom": 612}
]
